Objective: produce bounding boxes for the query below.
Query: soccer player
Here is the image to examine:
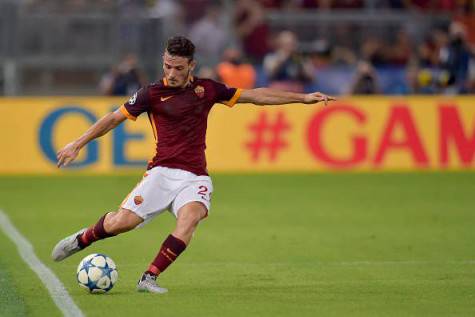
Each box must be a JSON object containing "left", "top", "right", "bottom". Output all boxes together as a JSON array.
[{"left": 52, "top": 36, "right": 335, "bottom": 293}]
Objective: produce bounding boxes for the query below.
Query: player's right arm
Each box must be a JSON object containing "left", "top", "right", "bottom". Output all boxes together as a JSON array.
[
  {"left": 57, "top": 110, "right": 127, "bottom": 168},
  {"left": 57, "top": 87, "right": 151, "bottom": 168}
]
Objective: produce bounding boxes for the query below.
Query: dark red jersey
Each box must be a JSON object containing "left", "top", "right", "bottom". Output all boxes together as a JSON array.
[{"left": 120, "top": 77, "right": 241, "bottom": 176}]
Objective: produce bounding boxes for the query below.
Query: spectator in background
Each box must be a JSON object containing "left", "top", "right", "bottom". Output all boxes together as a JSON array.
[
  {"left": 438, "top": 22, "right": 473, "bottom": 93},
  {"left": 263, "top": 31, "right": 314, "bottom": 92},
  {"left": 189, "top": 2, "right": 227, "bottom": 67},
  {"left": 386, "top": 29, "right": 413, "bottom": 66},
  {"left": 360, "top": 36, "right": 386, "bottom": 66},
  {"left": 469, "top": 59, "right": 475, "bottom": 93},
  {"left": 409, "top": 38, "right": 439, "bottom": 93},
  {"left": 432, "top": 25, "right": 450, "bottom": 63},
  {"left": 234, "top": 0, "right": 270, "bottom": 63},
  {"left": 99, "top": 54, "right": 146, "bottom": 96},
  {"left": 216, "top": 48, "right": 256, "bottom": 89},
  {"left": 416, "top": 39, "right": 438, "bottom": 68},
  {"left": 308, "top": 39, "right": 334, "bottom": 67},
  {"left": 413, "top": 23, "right": 474, "bottom": 94},
  {"left": 331, "top": 46, "right": 358, "bottom": 66},
  {"left": 407, "top": 65, "right": 438, "bottom": 94},
  {"left": 349, "top": 61, "right": 380, "bottom": 94}
]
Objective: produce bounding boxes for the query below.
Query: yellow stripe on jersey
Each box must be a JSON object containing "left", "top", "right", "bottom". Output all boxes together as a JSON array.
[
  {"left": 223, "top": 88, "right": 242, "bottom": 108},
  {"left": 119, "top": 105, "right": 137, "bottom": 121},
  {"left": 148, "top": 112, "right": 158, "bottom": 141}
]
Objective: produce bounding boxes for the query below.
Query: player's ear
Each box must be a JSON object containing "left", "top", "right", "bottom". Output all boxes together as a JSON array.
[{"left": 189, "top": 59, "right": 197, "bottom": 72}]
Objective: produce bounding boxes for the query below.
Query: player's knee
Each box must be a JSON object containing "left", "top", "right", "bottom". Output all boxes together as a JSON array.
[
  {"left": 176, "top": 215, "right": 200, "bottom": 234},
  {"left": 179, "top": 206, "right": 206, "bottom": 226},
  {"left": 106, "top": 210, "right": 141, "bottom": 234},
  {"left": 180, "top": 213, "right": 200, "bottom": 229}
]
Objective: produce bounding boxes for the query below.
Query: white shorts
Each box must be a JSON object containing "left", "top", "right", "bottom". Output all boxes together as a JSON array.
[{"left": 120, "top": 166, "right": 213, "bottom": 226}]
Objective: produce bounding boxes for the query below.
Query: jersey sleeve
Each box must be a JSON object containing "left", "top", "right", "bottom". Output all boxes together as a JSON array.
[
  {"left": 119, "top": 87, "right": 150, "bottom": 121},
  {"left": 211, "top": 80, "right": 242, "bottom": 108}
]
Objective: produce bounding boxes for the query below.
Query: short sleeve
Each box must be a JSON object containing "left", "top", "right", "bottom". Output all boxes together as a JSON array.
[
  {"left": 119, "top": 87, "right": 150, "bottom": 121},
  {"left": 211, "top": 80, "right": 242, "bottom": 108}
]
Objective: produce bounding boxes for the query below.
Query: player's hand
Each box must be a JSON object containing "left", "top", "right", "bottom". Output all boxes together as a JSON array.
[
  {"left": 57, "top": 142, "right": 80, "bottom": 168},
  {"left": 303, "top": 92, "right": 336, "bottom": 106}
]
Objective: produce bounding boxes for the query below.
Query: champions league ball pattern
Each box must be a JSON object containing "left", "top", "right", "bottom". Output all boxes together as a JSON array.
[{"left": 77, "top": 253, "right": 118, "bottom": 293}]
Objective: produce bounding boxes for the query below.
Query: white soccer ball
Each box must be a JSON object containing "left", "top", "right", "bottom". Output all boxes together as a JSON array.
[{"left": 76, "top": 253, "right": 118, "bottom": 293}]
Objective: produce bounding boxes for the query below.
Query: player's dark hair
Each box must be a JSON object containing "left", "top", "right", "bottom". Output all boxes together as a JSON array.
[{"left": 166, "top": 36, "right": 195, "bottom": 61}]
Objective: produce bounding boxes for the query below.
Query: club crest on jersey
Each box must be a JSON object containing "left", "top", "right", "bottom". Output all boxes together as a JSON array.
[
  {"left": 128, "top": 92, "right": 138, "bottom": 105},
  {"left": 194, "top": 85, "right": 205, "bottom": 98},
  {"left": 134, "top": 195, "right": 144, "bottom": 205}
]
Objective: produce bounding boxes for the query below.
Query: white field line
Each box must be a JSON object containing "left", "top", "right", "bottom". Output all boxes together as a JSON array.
[{"left": 0, "top": 210, "right": 84, "bottom": 317}]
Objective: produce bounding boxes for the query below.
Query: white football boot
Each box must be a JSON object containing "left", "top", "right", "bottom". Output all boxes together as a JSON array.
[
  {"left": 137, "top": 272, "right": 168, "bottom": 294},
  {"left": 51, "top": 228, "right": 87, "bottom": 261}
]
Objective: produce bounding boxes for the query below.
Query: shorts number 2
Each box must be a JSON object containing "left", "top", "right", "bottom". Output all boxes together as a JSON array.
[{"left": 198, "top": 186, "right": 208, "bottom": 196}]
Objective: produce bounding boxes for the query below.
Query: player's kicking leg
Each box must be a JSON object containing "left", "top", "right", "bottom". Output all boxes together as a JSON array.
[
  {"left": 137, "top": 201, "right": 207, "bottom": 294},
  {"left": 51, "top": 208, "right": 143, "bottom": 261}
]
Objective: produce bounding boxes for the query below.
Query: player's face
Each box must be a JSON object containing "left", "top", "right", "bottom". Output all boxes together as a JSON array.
[{"left": 163, "top": 52, "right": 196, "bottom": 88}]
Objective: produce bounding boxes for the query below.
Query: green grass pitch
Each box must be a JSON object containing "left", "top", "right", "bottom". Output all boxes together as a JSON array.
[{"left": 0, "top": 173, "right": 474, "bottom": 317}]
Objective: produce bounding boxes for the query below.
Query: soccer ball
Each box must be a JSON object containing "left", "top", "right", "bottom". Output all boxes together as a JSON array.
[{"left": 76, "top": 253, "right": 118, "bottom": 293}]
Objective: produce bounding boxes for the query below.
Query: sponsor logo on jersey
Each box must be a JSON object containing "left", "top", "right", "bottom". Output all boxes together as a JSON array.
[
  {"left": 160, "top": 96, "right": 173, "bottom": 102},
  {"left": 134, "top": 195, "right": 144, "bottom": 205},
  {"left": 128, "top": 92, "right": 137, "bottom": 105},
  {"left": 194, "top": 85, "right": 205, "bottom": 98}
]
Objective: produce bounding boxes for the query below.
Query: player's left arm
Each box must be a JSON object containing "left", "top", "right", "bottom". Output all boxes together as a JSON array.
[{"left": 237, "top": 88, "right": 335, "bottom": 106}]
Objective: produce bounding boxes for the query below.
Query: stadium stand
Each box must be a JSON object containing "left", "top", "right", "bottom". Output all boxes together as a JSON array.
[{"left": 0, "top": 0, "right": 473, "bottom": 95}]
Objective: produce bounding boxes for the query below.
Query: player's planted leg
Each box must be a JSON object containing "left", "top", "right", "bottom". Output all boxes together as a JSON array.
[
  {"left": 52, "top": 209, "right": 143, "bottom": 261},
  {"left": 137, "top": 272, "right": 169, "bottom": 294},
  {"left": 137, "top": 202, "right": 207, "bottom": 293}
]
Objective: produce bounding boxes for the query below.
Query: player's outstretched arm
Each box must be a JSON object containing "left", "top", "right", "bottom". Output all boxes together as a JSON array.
[
  {"left": 238, "top": 88, "right": 335, "bottom": 106},
  {"left": 56, "top": 109, "right": 127, "bottom": 168}
]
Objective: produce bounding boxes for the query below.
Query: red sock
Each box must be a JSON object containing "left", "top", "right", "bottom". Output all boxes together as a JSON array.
[
  {"left": 146, "top": 235, "right": 187, "bottom": 276},
  {"left": 78, "top": 213, "right": 115, "bottom": 249}
]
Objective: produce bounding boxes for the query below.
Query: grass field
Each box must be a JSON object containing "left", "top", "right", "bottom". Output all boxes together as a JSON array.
[{"left": 0, "top": 172, "right": 474, "bottom": 317}]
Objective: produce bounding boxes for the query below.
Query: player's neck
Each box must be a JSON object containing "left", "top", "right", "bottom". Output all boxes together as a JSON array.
[
  {"left": 181, "top": 75, "right": 194, "bottom": 88},
  {"left": 164, "top": 75, "right": 194, "bottom": 89}
]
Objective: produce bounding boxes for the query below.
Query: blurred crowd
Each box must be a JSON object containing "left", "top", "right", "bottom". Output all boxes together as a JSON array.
[
  {"left": 22, "top": 0, "right": 475, "bottom": 95},
  {"left": 22, "top": 0, "right": 475, "bottom": 14}
]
